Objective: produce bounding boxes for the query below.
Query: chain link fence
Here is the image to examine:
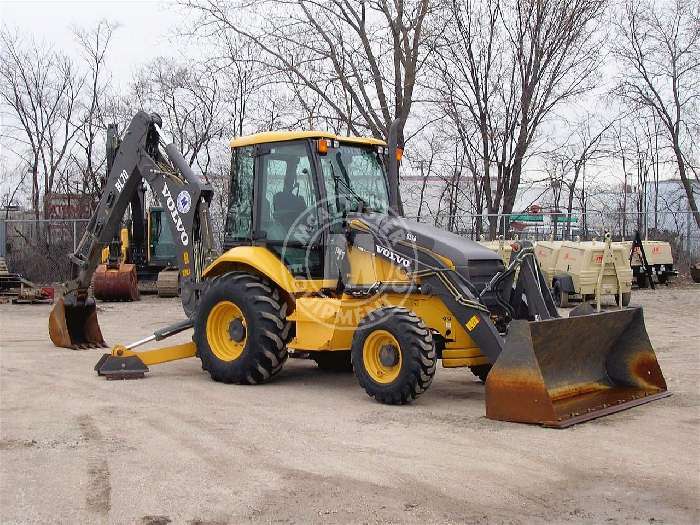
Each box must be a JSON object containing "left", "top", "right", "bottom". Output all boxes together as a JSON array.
[
  {"left": 1, "top": 219, "right": 89, "bottom": 283},
  {"left": 1, "top": 210, "right": 697, "bottom": 284},
  {"left": 413, "top": 210, "right": 697, "bottom": 244}
]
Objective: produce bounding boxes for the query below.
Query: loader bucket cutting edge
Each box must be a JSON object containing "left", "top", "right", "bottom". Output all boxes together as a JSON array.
[
  {"left": 49, "top": 296, "right": 107, "bottom": 349},
  {"left": 485, "top": 307, "right": 670, "bottom": 428}
]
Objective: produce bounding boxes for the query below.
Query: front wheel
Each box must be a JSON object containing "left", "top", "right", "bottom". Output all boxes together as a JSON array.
[
  {"left": 351, "top": 307, "right": 436, "bottom": 405},
  {"left": 194, "top": 272, "right": 290, "bottom": 384},
  {"left": 615, "top": 292, "right": 632, "bottom": 307}
]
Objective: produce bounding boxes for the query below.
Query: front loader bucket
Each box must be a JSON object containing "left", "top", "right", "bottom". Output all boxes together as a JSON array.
[
  {"left": 486, "top": 307, "right": 669, "bottom": 428},
  {"left": 93, "top": 264, "right": 139, "bottom": 301},
  {"left": 49, "top": 296, "right": 107, "bottom": 349}
]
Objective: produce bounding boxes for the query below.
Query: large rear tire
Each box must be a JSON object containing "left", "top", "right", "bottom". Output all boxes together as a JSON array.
[
  {"left": 194, "top": 272, "right": 290, "bottom": 384},
  {"left": 351, "top": 307, "right": 436, "bottom": 405}
]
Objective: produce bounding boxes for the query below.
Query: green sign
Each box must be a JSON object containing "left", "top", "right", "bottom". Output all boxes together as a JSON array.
[{"left": 510, "top": 214, "right": 544, "bottom": 222}]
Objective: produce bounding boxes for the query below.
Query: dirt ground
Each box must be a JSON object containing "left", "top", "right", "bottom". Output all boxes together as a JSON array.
[{"left": 1, "top": 286, "right": 699, "bottom": 524}]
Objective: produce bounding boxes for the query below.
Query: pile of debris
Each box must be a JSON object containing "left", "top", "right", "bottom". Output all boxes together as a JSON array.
[{"left": 0, "top": 257, "right": 53, "bottom": 304}]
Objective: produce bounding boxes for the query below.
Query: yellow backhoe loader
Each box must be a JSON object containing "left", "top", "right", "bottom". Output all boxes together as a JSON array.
[{"left": 49, "top": 115, "right": 669, "bottom": 428}]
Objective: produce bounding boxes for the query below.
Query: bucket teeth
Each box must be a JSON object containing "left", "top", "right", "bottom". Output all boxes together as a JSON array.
[{"left": 485, "top": 307, "right": 669, "bottom": 427}]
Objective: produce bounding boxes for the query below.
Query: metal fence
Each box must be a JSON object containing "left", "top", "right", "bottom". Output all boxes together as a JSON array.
[
  {"left": 1, "top": 219, "right": 90, "bottom": 283},
  {"left": 1, "top": 210, "right": 698, "bottom": 284},
  {"left": 410, "top": 210, "right": 699, "bottom": 255}
]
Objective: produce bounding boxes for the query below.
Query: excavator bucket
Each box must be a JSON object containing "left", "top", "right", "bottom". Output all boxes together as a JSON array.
[
  {"left": 93, "top": 264, "right": 139, "bottom": 301},
  {"left": 485, "top": 307, "right": 669, "bottom": 428},
  {"left": 49, "top": 295, "right": 107, "bottom": 349}
]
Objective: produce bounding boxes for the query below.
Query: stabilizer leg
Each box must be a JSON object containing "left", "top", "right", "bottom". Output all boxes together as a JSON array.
[{"left": 95, "top": 318, "right": 195, "bottom": 379}]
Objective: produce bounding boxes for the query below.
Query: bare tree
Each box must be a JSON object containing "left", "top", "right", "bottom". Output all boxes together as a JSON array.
[
  {"left": 180, "top": 0, "right": 435, "bottom": 143},
  {"left": 131, "top": 57, "right": 228, "bottom": 178},
  {"left": 431, "top": 0, "right": 606, "bottom": 236},
  {"left": 0, "top": 28, "right": 84, "bottom": 220},
  {"left": 614, "top": 0, "right": 700, "bottom": 229},
  {"left": 71, "top": 20, "right": 119, "bottom": 196},
  {"left": 561, "top": 113, "right": 616, "bottom": 238}
]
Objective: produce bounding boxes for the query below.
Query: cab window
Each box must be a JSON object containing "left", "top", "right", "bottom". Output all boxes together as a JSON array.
[
  {"left": 224, "top": 146, "right": 254, "bottom": 243},
  {"left": 258, "top": 141, "right": 322, "bottom": 277}
]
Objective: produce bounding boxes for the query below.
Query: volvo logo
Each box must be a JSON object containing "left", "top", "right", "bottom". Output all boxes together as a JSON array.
[
  {"left": 162, "top": 182, "right": 189, "bottom": 246},
  {"left": 375, "top": 245, "right": 411, "bottom": 268}
]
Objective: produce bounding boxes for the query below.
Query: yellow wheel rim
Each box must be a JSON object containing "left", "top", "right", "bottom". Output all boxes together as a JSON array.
[
  {"left": 362, "top": 330, "right": 402, "bottom": 384},
  {"left": 206, "top": 300, "right": 247, "bottom": 361}
]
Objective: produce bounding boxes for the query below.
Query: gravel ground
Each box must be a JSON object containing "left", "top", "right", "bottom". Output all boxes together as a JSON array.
[{"left": 1, "top": 286, "right": 699, "bottom": 524}]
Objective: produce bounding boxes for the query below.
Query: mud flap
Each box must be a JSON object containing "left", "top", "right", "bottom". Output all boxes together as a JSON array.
[
  {"left": 95, "top": 353, "right": 148, "bottom": 379},
  {"left": 93, "top": 264, "right": 139, "bottom": 301},
  {"left": 485, "top": 307, "right": 670, "bottom": 428},
  {"left": 49, "top": 296, "right": 107, "bottom": 349}
]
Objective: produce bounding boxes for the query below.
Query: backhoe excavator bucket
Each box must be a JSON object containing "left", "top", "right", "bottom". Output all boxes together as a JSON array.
[
  {"left": 485, "top": 307, "right": 669, "bottom": 428},
  {"left": 49, "top": 295, "right": 107, "bottom": 349},
  {"left": 93, "top": 264, "right": 139, "bottom": 301}
]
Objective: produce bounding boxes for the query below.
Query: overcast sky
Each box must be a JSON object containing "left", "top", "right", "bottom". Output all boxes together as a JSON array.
[
  {"left": 0, "top": 0, "right": 686, "bottom": 203},
  {"left": 1, "top": 0, "right": 182, "bottom": 87}
]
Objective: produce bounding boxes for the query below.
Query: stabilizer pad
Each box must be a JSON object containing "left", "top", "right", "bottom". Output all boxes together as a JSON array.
[{"left": 95, "top": 354, "right": 148, "bottom": 380}]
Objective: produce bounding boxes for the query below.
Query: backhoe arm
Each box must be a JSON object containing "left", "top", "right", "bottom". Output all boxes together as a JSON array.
[{"left": 50, "top": 111, "right": 215, "bottom": 349}]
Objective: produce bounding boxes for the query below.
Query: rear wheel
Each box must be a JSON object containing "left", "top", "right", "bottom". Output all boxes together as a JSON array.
[
  {"left": 615, "top": 292, "right": 632, "bottom": 307},
  {"left": 312, "top": 351, "right": 353, "bottom": 372},
  {"left": 553, "top": 282, "right": 571, "bottom": 308},
  {"left": 469, "top": 364, "right": 492, "bottom": 383},
  {"left": 352, "top": 307, "right": 436, "bottom": 405},
  {"left": 636, "top": 273, "right": 649, "bottom": 289},
  {"left": 194, "top": 272, "right": 290, "bottom": 384}
]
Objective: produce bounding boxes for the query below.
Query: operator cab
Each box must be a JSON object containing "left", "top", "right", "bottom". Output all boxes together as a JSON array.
[{"left": 224, "top": 131, "right": 391, "bottom": 278}]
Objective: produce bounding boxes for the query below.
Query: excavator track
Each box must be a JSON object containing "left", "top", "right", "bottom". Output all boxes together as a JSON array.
[{"left": 157, "top": 269, "right": 180, "bottom": 297}]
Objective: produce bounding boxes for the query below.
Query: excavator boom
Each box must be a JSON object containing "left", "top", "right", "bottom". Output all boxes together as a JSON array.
[{"left": 49, "top": 111, "right": 215, "bottom": 349}]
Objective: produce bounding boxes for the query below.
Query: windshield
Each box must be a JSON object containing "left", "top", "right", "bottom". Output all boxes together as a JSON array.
[{"left": 320, "top": 144, "right": 390, "bottom": 216}]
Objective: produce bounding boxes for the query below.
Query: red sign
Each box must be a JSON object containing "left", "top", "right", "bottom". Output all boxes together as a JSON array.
[{"left": 44, "top": 193, "right": 95, "bottom": 219}]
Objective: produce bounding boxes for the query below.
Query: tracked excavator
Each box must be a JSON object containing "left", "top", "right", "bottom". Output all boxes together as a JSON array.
[
  {"left": 49, "top": 115, "right": 669, "bottom": 427},
  {"left": 93, "top": 124, "right": 182, "bottom": 301}
]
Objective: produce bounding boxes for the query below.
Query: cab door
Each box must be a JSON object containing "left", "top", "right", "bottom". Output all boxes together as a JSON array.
[{"left": 253, "top": 140, "right": 324, "bottom": 278}]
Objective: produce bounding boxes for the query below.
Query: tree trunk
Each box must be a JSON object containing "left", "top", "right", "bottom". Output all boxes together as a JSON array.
[{"left": 673, "top": 144, "right": 700, "bottom": 230}]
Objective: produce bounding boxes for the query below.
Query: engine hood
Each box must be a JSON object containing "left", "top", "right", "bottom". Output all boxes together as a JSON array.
[{"left": 354, "top": 213, "right": 502, "bottom": 268}]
